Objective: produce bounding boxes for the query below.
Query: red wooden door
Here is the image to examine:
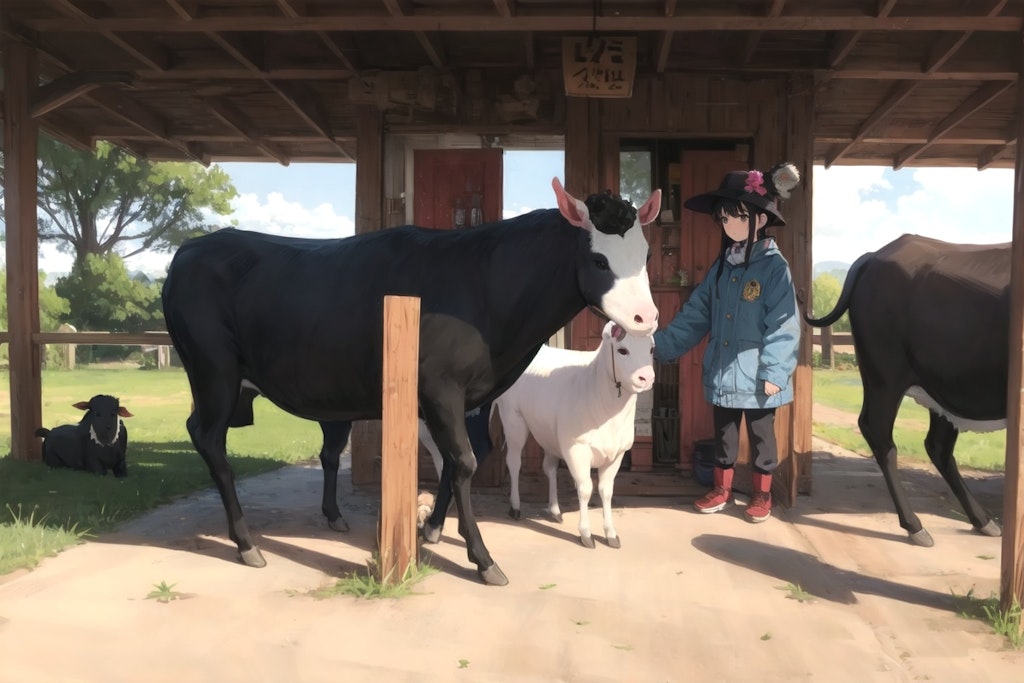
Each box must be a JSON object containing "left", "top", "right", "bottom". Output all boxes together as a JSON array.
[
  {"left": 675, "top": 150, "right": 746, "bottom": 468},
  {"left": 413, "top": 149, "right": 503, "bottom": 228},
  {"left": 411, "top": 149, "right": 505, "bottom": 488}
]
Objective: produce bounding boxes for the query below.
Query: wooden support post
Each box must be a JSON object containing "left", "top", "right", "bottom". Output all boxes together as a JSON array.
[
  {"left": 378, "top": 295, "right": 420, "bottom": 585},
  {"left": 3, "top": 40, "right": 43, "bottom": 462},
  {"left": 1001, "top": 34, "right": 1024, "bottom": 618},
  {"left": 821, "top": 325, "right": 835, "bottom": 370}
]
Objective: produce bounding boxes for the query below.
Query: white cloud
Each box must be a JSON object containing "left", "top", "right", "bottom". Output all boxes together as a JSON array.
[{"left": 812, "top": 165, "right": 1013, "bottom": 265}]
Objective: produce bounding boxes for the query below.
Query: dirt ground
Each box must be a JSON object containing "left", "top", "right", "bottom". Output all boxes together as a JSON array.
[{"left": 0, "top": 435, "right": 1021, "bottom": 683}]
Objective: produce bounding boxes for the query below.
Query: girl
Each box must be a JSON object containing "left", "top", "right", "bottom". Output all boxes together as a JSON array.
[{"left": 654, "top": 162, "right": 801, "bottom": 522}]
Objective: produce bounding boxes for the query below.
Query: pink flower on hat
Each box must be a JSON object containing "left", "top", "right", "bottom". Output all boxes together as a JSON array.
[{"left": 744, "top": 170, "right": 767, "bottom": 196}]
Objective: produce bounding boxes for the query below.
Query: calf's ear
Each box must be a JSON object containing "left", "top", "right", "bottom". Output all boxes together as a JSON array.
[
  {"left": 637, "top": 189, "right": 662, "bottom": 226},
  {"left": 73, "top": 401, "right": 90, "bottom": 411},
  {"left": 551, "top": 177, "right": 590, "bottom": 228},
  {"left": 118, "top": 407, "right": 134, "bottom": 418}
]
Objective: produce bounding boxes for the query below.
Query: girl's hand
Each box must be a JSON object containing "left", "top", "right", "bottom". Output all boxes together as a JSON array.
[{"left": 763, "top": 381, "right": 781, "bottom": 396}]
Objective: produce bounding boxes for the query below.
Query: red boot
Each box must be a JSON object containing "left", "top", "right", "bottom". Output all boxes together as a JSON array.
[
  {"left": 694, "top": 466, "right": 733, "bottom": 514},
  {"left": 745, "top": 472, "right": 772, "bottom": 523}
]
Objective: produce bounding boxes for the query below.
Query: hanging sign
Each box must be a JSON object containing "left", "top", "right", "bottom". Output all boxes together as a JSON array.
[{"left": 562, "top": 36, "right": 637, "bottom": 98}]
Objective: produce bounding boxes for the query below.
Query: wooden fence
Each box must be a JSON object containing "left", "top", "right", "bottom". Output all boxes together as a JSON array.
[{"left": 811, "top": 328, "right": 854, "bottom": 369}]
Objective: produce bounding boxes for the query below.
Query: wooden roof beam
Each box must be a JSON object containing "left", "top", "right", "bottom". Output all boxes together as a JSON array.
[
  {"left": 86, "top": 86, "right": 207, "bottom": 164},
  {"left": 165, "top": 0, "right": 353, "bottom": 161},
  {"left": 32, "top": 71, "right": 133, "bottom": 117},
  {"left": 41, "top": 0, "right": 170, "bottom": 71},
  {"left": 894, "top": 80, "right": 1014, "bottom": 169},
  {"left": 828, "top": 0, "right": 896, "bottom": 68},
  {"left": 381, "top": 0, "right": 448, "bottom": 69},
  {"left": 923, "top": 1, "right": 1007, "bottom": 73},
  {"left": 204, "top": 97, "right": 290, "bottom": 166},
  {"left": 274, "top": 0, "right": 363, "bottom": 78},
  {"left": 655, "top": 31, "right": 674, "bottom": 73},
  {"left": 824, "top": 80, "right": 918, "bottom": 168},
  {"left": 27, "top": 15, "right": 1024, "bottom": 33},
  {"left": 492, "top": 0, "right": 516, "bottom": 18},
  {"left": 978, "top": 139, "right": 1015, "bottom": 170},
  {"left": 738, "top": 0, "right": 787, "bottom": 66}
]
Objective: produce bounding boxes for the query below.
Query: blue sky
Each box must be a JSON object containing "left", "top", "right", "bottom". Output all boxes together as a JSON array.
[{"left": 39, "top": 151, "right": 1013, "bottom": 276}]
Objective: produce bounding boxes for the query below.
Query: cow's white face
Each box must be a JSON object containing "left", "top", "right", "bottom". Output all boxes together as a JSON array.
[
  {"left": 552, "top": 178, "right": 660, "bottom": 337},
  {"left": 604, "top": 322, "right": 655, "bottom": 394}
]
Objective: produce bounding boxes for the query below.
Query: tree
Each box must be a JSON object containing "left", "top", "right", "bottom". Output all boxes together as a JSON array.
[
  {"left": 0, "top": 269, "right": 71, "bottom": 366},
  {"left": 811, "top": 272, "right": 850, "bottom": 332},
  {"left": 54, "top": 253, "right": 162, "bottom": 334},
  {"left": 8, "top": 136, "right": 237, "bottom": 266}
]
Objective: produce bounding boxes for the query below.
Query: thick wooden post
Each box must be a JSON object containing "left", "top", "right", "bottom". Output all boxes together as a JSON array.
[
  {"left": 378, "top": 295, "right": 420, "bottom": 585},
  {"left": 1000, "top": 35, "right": 1024, "bottom": 617},
  {"left": 821, "top": 325, "right": 835, "bottom": 370},
  {"left": 3, "top": 40, "right": 43, "bottom": 461},
  {"left": 351, "top": 105, "right": 386, "bottom": 487}
]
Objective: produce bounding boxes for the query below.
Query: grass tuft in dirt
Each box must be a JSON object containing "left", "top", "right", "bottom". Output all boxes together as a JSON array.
[
  {"left": 146, "top": 580, "right": 184, "bottom": 603},
  {"left": 311, "top": 556, "right": 437, "bottom": 599},
  {"left": 951, "top": 587, "right": 1024, "bottom": 649},
  {"left": 0, "top": 504, "right": 87, "bottom": 575},
  {"left": 776, "top": 582, "right": 814, "bottom": 603}
]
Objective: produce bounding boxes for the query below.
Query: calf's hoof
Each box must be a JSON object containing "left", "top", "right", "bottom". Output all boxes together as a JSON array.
[
  {"left": 976, "top": 520, "right": 1002, "bottom": 537},
  {"left": 543, "top": 510, "right": 563, "bottom": 524},
  {"left": 239, "top": 546, "right": 267, "bottom": 568},
  {"left": 478, "top": 563, "right": 509, "bottom": 586},
  {"left": 508, "top": 507, "right": 521, "bottom": 520},
  {"left": 606, "top": 536, "right": 621, "bottom": 549},
  {"left": 421, "top": 523, "right": 443, "bottom": 544},
  {"left": 328, "top": 517, "right": 350, "bottom": 532},
  {"left": 579, "top": 534, "right": 596, "bottom": 549},
  {"left": 907, "top": 529, "right": 935, "bottom": 548}
]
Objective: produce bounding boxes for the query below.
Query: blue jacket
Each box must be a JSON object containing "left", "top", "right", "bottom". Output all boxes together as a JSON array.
[{"left": 654, "top": 238, "right": 800, "bottom": 409}]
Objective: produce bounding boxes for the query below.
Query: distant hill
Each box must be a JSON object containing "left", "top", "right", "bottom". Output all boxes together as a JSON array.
[{"left": 813, "top": 261, "right": 850, "bottom": 280}]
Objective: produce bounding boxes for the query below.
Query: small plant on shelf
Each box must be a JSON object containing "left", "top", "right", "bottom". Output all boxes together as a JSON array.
[{"left": 667, "top": 268, "right": 689, "bottom": 287}]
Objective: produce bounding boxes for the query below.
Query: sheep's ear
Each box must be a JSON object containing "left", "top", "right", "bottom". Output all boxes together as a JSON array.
[
  {"left": 73, "top": 401, "right": 90, "bottom": 411},
  {"left": 118, "top": 407, "right": 134, "bottom": 418}
]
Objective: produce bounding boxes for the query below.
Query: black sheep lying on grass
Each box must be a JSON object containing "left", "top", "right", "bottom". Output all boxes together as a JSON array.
[{"left": 36, "top": 394, "right": 134, "bottom": 477}]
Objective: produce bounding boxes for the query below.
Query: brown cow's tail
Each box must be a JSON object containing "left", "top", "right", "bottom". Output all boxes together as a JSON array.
[{"left": 804, "top": 251, "right": 873, "bottom": 328}]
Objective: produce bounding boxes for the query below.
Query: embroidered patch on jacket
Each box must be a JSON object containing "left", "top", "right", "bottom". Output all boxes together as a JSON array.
[{"left": 742, "top": 280, "right": 762, "bottom": 302}]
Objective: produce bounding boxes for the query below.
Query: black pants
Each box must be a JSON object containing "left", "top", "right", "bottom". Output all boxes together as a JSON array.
[{"left": 712, "top": 405, "right": 778, "bottom": 475}]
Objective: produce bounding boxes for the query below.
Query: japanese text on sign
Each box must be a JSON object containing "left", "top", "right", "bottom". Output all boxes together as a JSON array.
[{"left": 562, "top": 36, "right": 637, "bottom": 98}]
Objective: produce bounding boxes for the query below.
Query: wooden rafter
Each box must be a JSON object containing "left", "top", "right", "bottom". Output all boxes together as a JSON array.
[
  {"left": 273, "top": 0, "right": 362, "bottom": 79},
  {"left": 738, "top": 0, "right": 787, "bottom": 66},
  {"left": 827, "top": 0, "right": 897, "bottom": 68},
  {"left": 492, "top": 0, "right": 516, "bottom": 18},
  {"left": 894, "top": 80, "right": 1014, "bottom": 169},
  {"left": 381, "top": 0, "right": 448, "bottom": 69},
  {"left": 32, "top": 71, "right": 133, "bottom": 117},
  {"left": 164, "top": 0, "right": 354, "bottom": 161},
  {"left": 26, "top": 15, "right": 1024, "bottom": 34},
  {"left": 824, "top": 81, "right": 918, "bottom": 168},
  {"left": 204, "top": 97, "right": 290, "bottom": 165},
  {"left": 41, "top": 0, "right": 170, "bottom": 71}
]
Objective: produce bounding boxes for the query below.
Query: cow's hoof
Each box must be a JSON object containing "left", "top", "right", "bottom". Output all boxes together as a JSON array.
[
  {"left": 421, "top": 523, "right": 443, "bottom": 544},
  {"left": 579, "top": 535, "right": 596, "bottom": 549},
  {"left": 976, "top": 520, "right": 1002, "bottom": 537},
  {"left": 328, "top": 517, "right": 350, "bottom": 532},
  {"left": 606, "top": 536, "right": 621, "bottom": 549},
  {"left": 239, "top": 546, "right": 267, "bottom": 568},
  {"left": 908, "top": 529, "right": 935, "bottom": 547},
  {"left": 478, "top": 563, "right": 509, "bottom": 586},
  {"left": 543, "top": 510, "right": 563, "bottom": 524},
  {"left": 508, "top": 507, "right": 521, "bottom": 520}
]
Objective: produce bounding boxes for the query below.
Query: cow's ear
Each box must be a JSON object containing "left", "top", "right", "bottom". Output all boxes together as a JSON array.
[
  {"left": 73, "top": 401, "right": 90, "bottom": 411},
  {"left": 118, "top": 407, "right": 134, "bottom": 418},
  {"left": 637, "top": 189, "right": 662, "bottom": 226},
  {"left": 551, "top": 177, "right": 590, "bottom": 228},
  {"left": 612, "top": 324, "right": 626, "bottom": 341}
]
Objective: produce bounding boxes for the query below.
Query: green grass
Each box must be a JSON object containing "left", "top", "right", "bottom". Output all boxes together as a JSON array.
[
  {"left": 310, "top": 557, "right": 437, "bottom": 599},
  {"left": 813, "top": 369, "right": 1006, "bottom": 472},
  {"left": 951, "top": 587, "right": 1024, "bottom": 649},
  {"left": 0, "top": 366, "right": 328, "bottom": 575}
]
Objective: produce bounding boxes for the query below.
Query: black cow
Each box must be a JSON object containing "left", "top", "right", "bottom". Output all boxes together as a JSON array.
[
  {"left": 161, "top": 178, "right": 661, "bottom": 585},
  {"left": 805, "top": 234, "right": 1004, "bottom": 546},
  {"left": 36, "top": 395, "right": 134, "bottom": 477}
]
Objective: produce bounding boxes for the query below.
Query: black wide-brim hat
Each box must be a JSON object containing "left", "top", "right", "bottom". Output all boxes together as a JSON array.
[{"left": 683, "top": 169, "right": 788, "bottom": 227}]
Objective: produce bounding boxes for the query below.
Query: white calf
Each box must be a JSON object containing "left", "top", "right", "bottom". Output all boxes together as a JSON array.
[{"left": 495, "top": 321, "right": 655, "bottom": 548}]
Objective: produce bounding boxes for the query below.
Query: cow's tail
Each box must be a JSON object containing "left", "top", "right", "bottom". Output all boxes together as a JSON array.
[
  {"left": 34, "top": 427, "right": 50, "bottom": 438},
  {"left": 804, "top": 251, "right": 874, "bottom": 328}
]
